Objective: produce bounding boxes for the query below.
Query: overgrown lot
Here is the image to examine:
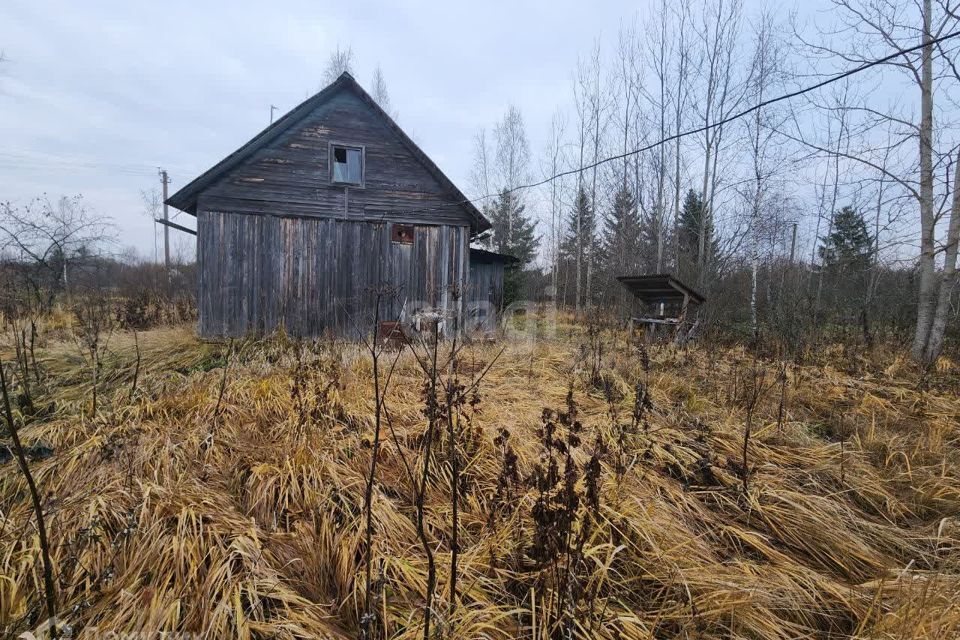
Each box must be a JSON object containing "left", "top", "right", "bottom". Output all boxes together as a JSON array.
[{"left": 2, "top": 325, "right": 959, "bottom": 638}]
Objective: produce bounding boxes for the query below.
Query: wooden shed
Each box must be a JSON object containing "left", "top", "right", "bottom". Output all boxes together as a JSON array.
[
  {"left": 617, "top": 273, "right": 705, "bottom": 343},
  {"left": 466, "top": 248, "right": 518, "bottom": 333},
  {"left": 166, "top": 72, "right": 501, "bottom": 338}
]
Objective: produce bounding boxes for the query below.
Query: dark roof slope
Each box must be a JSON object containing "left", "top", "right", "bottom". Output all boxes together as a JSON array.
[
  {"left": 469, "top": 247, "right": 519, "bottom": 265},
  {"left": 166, "top": 72, "right": 490, "bottom": 234},
  {"left": 616, "top": 274, "right": 706, "bottom": 305}
]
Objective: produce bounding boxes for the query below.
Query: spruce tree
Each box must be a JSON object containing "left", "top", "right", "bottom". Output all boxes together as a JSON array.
[
  {"left": 488, "top": 189, "right": 538, "bottom": 303},
  {"left": 637, "top": 202, "right": 674, "bottom": 274},
  {"left": 818, "top": 206, "right": 873, "bottom": 272},
  {"left": 677, "top": 189, "right": 717, "bottom": 279},
  {"left": 817, "top": 206, "right": 875, "bottom": 328},
  {"left": 603, "top": 186, "right": 641, "bottom": 276},
  {"left": 559, "top": 187, "right": 601, "bottom": 306}
]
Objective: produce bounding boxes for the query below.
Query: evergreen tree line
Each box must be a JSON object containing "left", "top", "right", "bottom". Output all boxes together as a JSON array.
[
  {"left": 483, "top": 180, "right": 723, "bottom": 310},
  {"left": 480, "top": 176, "right": 909, "bottom": 351}
]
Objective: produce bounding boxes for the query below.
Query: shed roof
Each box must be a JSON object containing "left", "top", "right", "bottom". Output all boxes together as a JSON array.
[
  {"left": 469, "top": 247, "right": 519, "bottom": 265},
  {"left": 616, "top": 274, "right": 706, "bottom": 305},
  {"left": 166, "top": 72, "right": 490, "bottom": 235}
]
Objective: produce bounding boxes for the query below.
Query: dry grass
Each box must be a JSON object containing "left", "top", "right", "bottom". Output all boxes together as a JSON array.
[{"left": 1, "top": 324, "right": 959, "bottom": 638}]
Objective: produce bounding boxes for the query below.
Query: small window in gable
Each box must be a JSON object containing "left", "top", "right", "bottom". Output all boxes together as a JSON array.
[
  {"left": 330, "top": 144, "right": 363, "bottom": 185},
  {"left": 391, "top": 224, "right": 414, "bottom": 245}
]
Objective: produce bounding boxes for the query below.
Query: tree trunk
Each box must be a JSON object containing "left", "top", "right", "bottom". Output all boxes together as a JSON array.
[
  {"left": 575, "top": 201, "right": 582, "bottom": 314},
  {"left": 750, "top": 255, "right": 759, "bottom": 338},
  {"left": 699, "top": 137, "right": 713, "bottom": 275},
  {"left": 575, "top": 128, "right": 585, "bottom": 315},
  {"left": 923, "top": 151, "right": 960, "bottom": 363},
  {"left": 911, "top": 0, "right": 938, "bottom": 360}
]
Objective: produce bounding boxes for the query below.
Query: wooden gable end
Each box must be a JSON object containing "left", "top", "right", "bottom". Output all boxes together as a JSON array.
[{"left": 197, "top": 88, "right": 473, "bottom": 228}]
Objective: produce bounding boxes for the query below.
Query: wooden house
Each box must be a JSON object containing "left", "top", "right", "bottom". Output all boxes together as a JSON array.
[{"left": 166, "top": 72, "right": 511, "bottom": 338}]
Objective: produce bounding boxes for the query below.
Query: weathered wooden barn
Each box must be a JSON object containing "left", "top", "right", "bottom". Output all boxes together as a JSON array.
[{"left": 167, "top": 72, "right": 511, "bottom": 338}]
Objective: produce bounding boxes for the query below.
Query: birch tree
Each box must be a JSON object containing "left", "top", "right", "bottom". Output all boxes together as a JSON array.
[
  {"left": 692, "top": 0, "right": 748, "bottom": 285},
  {"left": 797, "top": 0, "right": 960, "bottom": 362},
  {"left": 370, "top": 65, "right": 397, "bottom": 120},
  {"left": 571, "top": 42, "right": 609, "bottom": 311},
  {"left": 493, "top": 105, "right": 532, "bottom": 240},
  {"left": 670, "top": 1, "right": 693, "bottom": 269},
  {"left": 542, "top": 110, "right": 568, "bottom": 293},
  {"left": 642, "top": 0, "right": 674, "bottom": 272},
  {"left": 571, "top": 56, "right": 592, "bottom": 312},
  {"left": 740, "top": 13, "right": 791, "bottom": 336},
  {"left": 470, "top": 128, "right": 493, "bottom": 200}
]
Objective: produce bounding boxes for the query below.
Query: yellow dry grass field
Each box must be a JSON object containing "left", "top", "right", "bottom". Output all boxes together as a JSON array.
[{"left": 2, "top": 324, "right": 959, "bottom": 638}]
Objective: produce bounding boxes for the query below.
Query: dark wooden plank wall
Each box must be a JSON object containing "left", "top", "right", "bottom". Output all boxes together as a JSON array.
[
  {"left": 197, "top": 210, "right": 469, "bottom": 337},
  {"left": 466, "top": 261, "right": 505, "bottom": 332},
  {"left": 197, "top": 90, "right": 474, "bottom": 228}
]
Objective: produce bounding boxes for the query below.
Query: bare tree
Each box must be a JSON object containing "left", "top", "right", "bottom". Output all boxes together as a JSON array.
[
  {"left": 322, "top": 44, "right": 355, "bottom": 86},
  {"left": 806, "top": 81, "right": 854, "bottom": 324},
  {"left": 671, "top": 2, "right": 693, "bottom": 269},
  {"left": 470, "top": 127, "right": 493, "bottom": 200},
  {"left": 0, "top": 196, "right": 114, "bottom": 307},
  {"left": 492, "top": 105, "right": 532, "bottom": 240},
  {"left": 370, "top": 65, "right": 398, "bottom": 120},
  {"left": 493, "top": 105, "right": 531, "bottom": 194},
  {"left": 740, "top": 12, "right": 792, "bottom": 336},
  {"left": 796, "top": 0, "right": 960, "bottom": 362},
  {"left": 570, "top": 43, "right": 608, "bottom": 312},
  {"left": 927, "top": 150, "right": 960, "bottom": 359},
  {"left": 572, "top": 58, "right": 591, "bottom": 313},
  {"left": 614, "top": 19, "right": 639, "bottom": 191},
  {"left": 543, "top": 110, "right": 568, "bottom": 293},
  {"left": 692, "top": 0, "right": 748, "bottom": 285},
  {"left": 641, "top": 1, "right": 673, "bottom": 271},
  {"left": 586, "top": 41, "right": 610, "bottom": 302}
]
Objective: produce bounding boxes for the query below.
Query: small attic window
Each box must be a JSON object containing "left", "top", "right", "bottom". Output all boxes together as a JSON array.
[{"left": 330, "top": 144, "right": 363, "bottom": 185}]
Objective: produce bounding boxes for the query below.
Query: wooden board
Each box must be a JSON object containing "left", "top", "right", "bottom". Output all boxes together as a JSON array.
[{"left": 196, "top": 210, "right": 469, "bottom": 338}]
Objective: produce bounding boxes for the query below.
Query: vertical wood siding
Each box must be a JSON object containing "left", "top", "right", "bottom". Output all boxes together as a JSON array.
[
  {"left": 197, "top": 210, "right": 469, "bottom": 338},
  {"left": 467, "top": 261, "right": 506, "bottom": 332}
]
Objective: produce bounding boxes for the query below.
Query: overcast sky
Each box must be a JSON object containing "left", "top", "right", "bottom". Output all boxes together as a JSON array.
[{"left": 0, "top": 0, "right": 661, "bottom": 260}]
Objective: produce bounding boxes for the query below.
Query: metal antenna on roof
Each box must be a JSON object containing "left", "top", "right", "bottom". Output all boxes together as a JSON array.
[{"left": 270, "top": 105, "right": 278, "bottom": 124}]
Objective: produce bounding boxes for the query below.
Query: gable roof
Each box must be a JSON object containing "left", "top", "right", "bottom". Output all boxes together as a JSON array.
[{"left": 166, "top": 72, "right": 490, "bottom": 234}]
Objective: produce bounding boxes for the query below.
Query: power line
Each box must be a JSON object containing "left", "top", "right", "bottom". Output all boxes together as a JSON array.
[
  {"left": 0, "top": 151, "right": 200, "bottom": 179},
  {"left": 391, "top": 28, "right": 960, "bottom": 219},
  {"left": 0, "top": 157, "right": 157, "bottom": 177},
  {"left": 5, "top": 28, "right": 957, "bottom": 224}
]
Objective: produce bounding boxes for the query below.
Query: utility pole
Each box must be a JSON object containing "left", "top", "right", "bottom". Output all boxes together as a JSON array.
[
  {"left": 270, "top": 105, "right": 278, "bottom": 124},
  {"left": 789, "top": 221, "right": 798, "bottom": 266},
  {"left": 159, "top": 168, "right": 170, "bottom": 283}
]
